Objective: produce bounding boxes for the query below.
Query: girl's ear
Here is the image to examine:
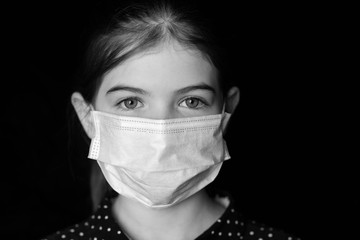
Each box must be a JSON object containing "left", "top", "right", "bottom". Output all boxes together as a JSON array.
[
  {"left": 225, "top": 86, "right": 240, "bottom": 114},
  {"left": 71, "top": 92, "right": 95, "bottom": 139}
]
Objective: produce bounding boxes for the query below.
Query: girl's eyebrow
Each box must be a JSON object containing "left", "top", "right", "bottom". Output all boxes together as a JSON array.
[
  {"left": 106, "top": 83, "right": 216, "bottom": 95},
  {"left": 176, "top": 84, "right": 216, "bottom": 95},
  {"left": 106, "top": 85, "right": 149, "bottom": 95}
]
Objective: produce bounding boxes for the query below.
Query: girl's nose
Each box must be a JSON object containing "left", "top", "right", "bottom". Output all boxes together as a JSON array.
[{"left": 144, "top": 104, "right": 177, "bottom": 120}]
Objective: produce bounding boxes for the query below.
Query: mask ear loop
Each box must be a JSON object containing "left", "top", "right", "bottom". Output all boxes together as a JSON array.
[
  {"left": 88, "top": 104, "right": 101, "bottom": 160},
  {"left": 221, "top": 103, "right": 226, "bottom": 114},
  {"left": 221, "top": 103, "right": 231, "bottom": 132},
  {"left": 89, "top": 104, "right": 95, "bottom": 112},
  {"left": 220, "top": 103, "right": 232, "bottom": 160}
]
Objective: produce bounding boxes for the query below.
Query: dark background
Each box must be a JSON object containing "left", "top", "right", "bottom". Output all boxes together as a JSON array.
[{"left": 2, "top": 0, "right": 340, "bottom": 239}]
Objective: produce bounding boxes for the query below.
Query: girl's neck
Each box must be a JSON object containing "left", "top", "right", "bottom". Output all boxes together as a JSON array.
[{"left": 112, "top": 189, "right": 226, "bottom": 240}]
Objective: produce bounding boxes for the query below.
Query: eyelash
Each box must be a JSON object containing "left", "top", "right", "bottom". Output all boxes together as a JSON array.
[
  {"left": 116, "top": 97, "right": 143, "bottom": 111},
  {"left": 179, "top": 97, "right": 208, "bottom": 109},
  {"left": 115, "top": 96, "right": 208, "bottom": 110}
]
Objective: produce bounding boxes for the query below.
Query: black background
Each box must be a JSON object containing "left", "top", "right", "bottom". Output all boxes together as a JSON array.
[{"left": 1, "top": 0, "right": 341, "bottom": 239}]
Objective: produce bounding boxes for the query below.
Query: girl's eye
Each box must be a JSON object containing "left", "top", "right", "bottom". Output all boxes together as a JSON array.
[
  {"left": 179, "top": 97, "right": 206, "bottom": 109},
  {"left": 117, "top": 98, "right": 143, "bottom": 110}
]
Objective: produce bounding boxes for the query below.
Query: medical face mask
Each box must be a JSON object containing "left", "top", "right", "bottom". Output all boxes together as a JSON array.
[{"left": 88, "top": 109, "right": 231, "bottom": 208}]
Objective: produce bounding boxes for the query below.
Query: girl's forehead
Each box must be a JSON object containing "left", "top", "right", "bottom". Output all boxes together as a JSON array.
[{"left": 99, "top": 43, "right": 220, "bottom": 94}]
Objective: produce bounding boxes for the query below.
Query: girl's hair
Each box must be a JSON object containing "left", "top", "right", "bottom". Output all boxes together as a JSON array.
[{"left": 71, "top": 0, "right": 234, "bottom": 209}]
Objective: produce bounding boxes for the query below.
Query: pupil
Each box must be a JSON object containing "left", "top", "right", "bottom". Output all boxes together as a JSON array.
[
  {"left": 125, "top": 99, "right": 137, "bottom": 109},
  {"left": 186, "top": 98, "right": 199, "bottom": 108}
]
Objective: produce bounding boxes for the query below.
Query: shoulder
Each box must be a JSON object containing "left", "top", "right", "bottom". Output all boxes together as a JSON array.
[
  {"left": 41, "top": 195, "right": 125, "bottom": 240},
  {"left": 242, "top": 220, "right": 300, "bottom": 240},
  {"left": 41, "top": 221, "right": 93, "bottom": 240},
  {"left": 207, "top": 191, "right": 301, "bottom": 240},
  {"left": 41, "top": 213, "right": 124, "bottom": 240}
]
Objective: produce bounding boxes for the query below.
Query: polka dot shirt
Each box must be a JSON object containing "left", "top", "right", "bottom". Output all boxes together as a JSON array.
[{"left": 43, "top": 192, "right": 300, "bottom": 240}]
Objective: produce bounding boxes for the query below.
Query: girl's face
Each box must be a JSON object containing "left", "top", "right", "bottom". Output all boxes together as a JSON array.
[{"left": 94, "top": 43, "right": 223, "bottom": 119}]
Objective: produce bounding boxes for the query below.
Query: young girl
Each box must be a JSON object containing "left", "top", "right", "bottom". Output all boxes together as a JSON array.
[{"left": 44, "top": 1, "right": 299, "bottom": 239}]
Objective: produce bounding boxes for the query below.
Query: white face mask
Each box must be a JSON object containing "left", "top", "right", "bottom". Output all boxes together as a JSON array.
[{"left": 88, "top": 109, "right": 231, "bottom": 208}]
